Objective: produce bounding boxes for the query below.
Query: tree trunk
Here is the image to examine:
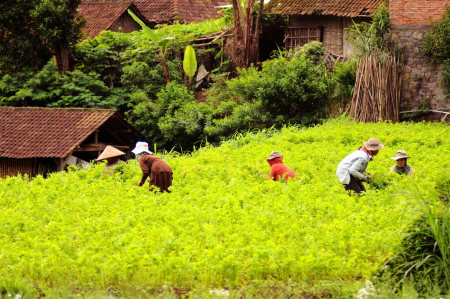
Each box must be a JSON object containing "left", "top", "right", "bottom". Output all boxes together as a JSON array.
[
  {"left": 54, "top": 0, "right": 79, "bottom": 74},
  {"left": 248, "top": 0, "right": 264, "bottom": 65},
  {"left": 243, "top": 0, "right": 255, "bottom": 67},
  {"left": 230, "top": 0, "right": 263, "bottom": 68},
  {"left": 232, "top": 0, "right": 243, "bottom": 39},
  {"left": 57, "top": 42, "right": 70, "bottom": 74},
  {"left": 162, "top": 59, "right": 171, "bottom": 84}
]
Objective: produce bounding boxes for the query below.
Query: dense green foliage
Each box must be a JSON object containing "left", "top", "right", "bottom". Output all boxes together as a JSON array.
[
  {"left": 333, "top": 59, "right": 358, "bottom": 108},
  {"left": 420, "top": 6, "right": 450, "bottom": 90},
  {"left": 0, "top": 61, "right": 125, "bottom": 109},
  {"left": 1, "top": 119, "right": 450, "bottom": 297},
  {"left": 1, "top": 35, "right": 351, "bottom": 151},
  {"left": 375, "top": 212, "right": 450, "bottom": 297},
  {"left": 346, "top": 3, "right": 390, "bottom": 57},
  {"left": 0, "top": 0, "right": 85, "bottom": 75}
]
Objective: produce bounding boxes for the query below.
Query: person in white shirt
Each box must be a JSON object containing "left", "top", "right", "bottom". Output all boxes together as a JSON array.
[{"left": 336, "top": 137, "right": 384, "bottom": 194}]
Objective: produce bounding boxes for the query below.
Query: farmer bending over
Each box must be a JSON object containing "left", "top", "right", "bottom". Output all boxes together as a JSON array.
[
  {"left": 133, "top": 142, "right": 173, "bottom": 193},
  {"left": 96, "top": 145, "right": 125, "bottom": 175},
  {"left": 336, "top": 138, "right": 384, "bottom": 194},
  {"left": 267, "top": 151, "right": 297, "bottom": 181},
  {"left": 390, "top": 150, "right": 415, "bottom": 176}
]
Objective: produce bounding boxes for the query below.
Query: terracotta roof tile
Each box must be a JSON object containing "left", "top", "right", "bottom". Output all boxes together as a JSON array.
[
  {"left": 79, "top": 2, "right": 139, "bottom": 38},
  {"left": 176, "top": 0, "right": 229, "bottom": 23},
  {"left": 0, "top": 107, "right": 116, "bottom": 159},
  {"left": 81, "top": 0, "right": 229, "bottom": 24},
  {"left": 264, "top": 0, "right": 387, "bottom": 17}
]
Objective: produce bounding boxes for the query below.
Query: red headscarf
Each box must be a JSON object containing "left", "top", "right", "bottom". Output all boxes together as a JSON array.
[
  {"left": 361, "top": 146, "right": 374, "bottom": 161},
  {"left": 267, "top": 157, "right": 283, "bottom": 167}
]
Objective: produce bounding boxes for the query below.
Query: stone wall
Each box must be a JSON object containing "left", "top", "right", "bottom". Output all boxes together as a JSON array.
[
  {"left": 389, "top": 0, "right": 450, "bottom": 117},
  {"left": 390, "top": 26, "right": 447, "bottom": 112}
]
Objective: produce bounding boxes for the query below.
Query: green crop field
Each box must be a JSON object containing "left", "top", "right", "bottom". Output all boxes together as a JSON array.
[{"left": 1, "top": 118, "right": 449, "bottom": 298}]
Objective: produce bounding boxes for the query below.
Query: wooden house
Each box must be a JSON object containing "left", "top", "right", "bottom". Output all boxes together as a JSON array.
[
  {"left": 78, "top": 2, "right": 151, "bottom": 38},
  {"left": 0, "top": 107, "right": 143, "bottom": 179},
  {"left": 264, "top": 0, "right": 387, "bottom": 55}
]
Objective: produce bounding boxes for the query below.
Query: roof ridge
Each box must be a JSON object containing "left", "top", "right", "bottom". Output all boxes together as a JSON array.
[
  {"left": 173, "top": 0, "right": 179, "bottom": 17},
  {"left": 82, "top": 1, "right": 132, "bottom": 3},
  {"left": 0, "top": 106, "right": 117, "bottom": 112}
]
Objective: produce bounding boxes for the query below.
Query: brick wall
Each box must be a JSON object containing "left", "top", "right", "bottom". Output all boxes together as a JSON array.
[{"left": 390, "top": 0, "right": 450, "bottom": 25}]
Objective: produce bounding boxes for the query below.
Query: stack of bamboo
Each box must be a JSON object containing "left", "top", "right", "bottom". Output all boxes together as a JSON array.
[{"left": 350, "top": 52, "right": 402, "bottom": 122}]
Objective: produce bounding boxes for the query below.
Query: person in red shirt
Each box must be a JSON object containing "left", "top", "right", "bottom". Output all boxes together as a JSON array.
[{"left": 267, "top": 151, "right": 297, "bottom": 181}]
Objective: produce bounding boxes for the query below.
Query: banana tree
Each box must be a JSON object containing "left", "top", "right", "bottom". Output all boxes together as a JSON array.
[
  {"left": 128, "top": 9, "right": 174, "bottom": 84},
  {"left": 231, "top": 0, "right": 265, "bottom": 68},
  {"left": 183, "top": 45, "right": 198, "bottom": 90}
]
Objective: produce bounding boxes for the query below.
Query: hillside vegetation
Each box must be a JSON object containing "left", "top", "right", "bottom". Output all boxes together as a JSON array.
[{"left": 1, "top": 118, "right": 449, "bottom": 297}]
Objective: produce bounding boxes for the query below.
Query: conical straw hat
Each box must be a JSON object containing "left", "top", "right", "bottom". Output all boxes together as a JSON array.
[{"left": 96, "top": 146, "right": 125, "bottom": 161}]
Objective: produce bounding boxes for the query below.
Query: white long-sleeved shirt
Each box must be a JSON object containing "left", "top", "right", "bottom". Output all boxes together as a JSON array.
[{"left": 336, "top": 150, "right": 372, "bottom": 184}]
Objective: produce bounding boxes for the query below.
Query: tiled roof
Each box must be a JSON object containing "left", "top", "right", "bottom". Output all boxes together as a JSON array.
[
  {"left": 81, "top": 0, "right": 229, "bottom": 24},
  {"left": 79, "top": 2, "right": 137, "bottom": 38},
  {"left": 175, "top": 0, "right": 230, "bottom": 23},
  {"left": 0, "top": 107, "right": 117, "bottom": 159},
  {"left": 264, "top": 0, "right": 387, "bottom": 17},
  {"left": 133, "top": 0, "right": 175, "bottom": 24}
]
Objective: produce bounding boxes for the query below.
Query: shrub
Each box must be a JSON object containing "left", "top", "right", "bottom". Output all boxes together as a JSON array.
[
  {"left": 129, "top": 82, "right": 211, "bottom": 149},
  {"left": 333, "top": 59, "right": 358, "bottom": 106},
  {"left": 419, "top": 6, "right": 450, "bottom": 90},
  {"left": 227, "top": 54, "right": 328, "bottom": 125},
  {"left": 345, "top": 3, "right": 390, "bottom": 57},
  {"left": 373, "top": 187, "right": 450, "bottom": 297},
  {"left": 290, "top": 41, "right": 326, "bottom": 64}
]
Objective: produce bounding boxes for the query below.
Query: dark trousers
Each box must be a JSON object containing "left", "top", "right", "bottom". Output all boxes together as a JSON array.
[{"left": 344, "top": 175, "right": 366, "bottom": 195}]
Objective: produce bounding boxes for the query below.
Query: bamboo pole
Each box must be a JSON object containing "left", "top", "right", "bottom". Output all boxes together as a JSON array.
[{"left": 350, "top": 51, "right": 402, "bottom": 123}]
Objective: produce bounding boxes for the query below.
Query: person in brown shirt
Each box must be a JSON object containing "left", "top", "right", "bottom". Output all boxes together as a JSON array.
[{"left": 132, "top": 142, "right": 173, "bottom": 193}]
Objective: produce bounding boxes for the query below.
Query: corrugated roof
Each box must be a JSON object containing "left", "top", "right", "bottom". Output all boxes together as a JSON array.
[
  {"left": 264, "top": 0, "right": 387, "bottom": 17},
  {"left": 0, "top": 107, "right": 117, "bottom": 159},
  {"left": 79, "top": 2, "right": 134, "bottom": 38}
]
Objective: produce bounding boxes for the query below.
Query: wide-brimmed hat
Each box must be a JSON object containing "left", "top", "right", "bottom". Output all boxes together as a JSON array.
[
  {"left": 132, "top": 141, "right": 153, "bottom": 155},
  {"left": 363, "top": 137, "right": 385, "bottom": 151},
  {"left": 267, "top": 151, "right": 283, "bottom": 161},
  {"left": 391, "top": 150, "right": 411, "bottom": 160},
  {"left": 96, "top": 145, "right": 125, "bottom": 161}
]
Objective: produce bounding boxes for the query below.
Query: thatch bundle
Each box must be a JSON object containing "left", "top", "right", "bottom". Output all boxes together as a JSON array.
[{"left": 350, "top": 52, "right": 402, "bottom": 122}]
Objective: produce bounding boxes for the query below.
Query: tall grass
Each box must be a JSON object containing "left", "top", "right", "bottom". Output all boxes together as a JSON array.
[
  {"left": 376, "top": 183, "right": 450, "bottom": 296},
  {"left": 405, "top": 184, "right": 450, "bottom": 293}
]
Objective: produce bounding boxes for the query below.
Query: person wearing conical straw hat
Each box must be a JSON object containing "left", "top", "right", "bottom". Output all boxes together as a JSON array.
[
  {"left": 390, "top": 150, "right": 415, "bottom": 176},
  {"left": 133, "top": 141, "right": 173, "bottom": 193},
  {"left": 267, "top": 151, "right": 297, "bottom": 182},
  {"left": 336, "top": 137, "right": 384, "bottom": 194},
  {"left": 96, "top": 145, "right": 125, "bottom": 175}
]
